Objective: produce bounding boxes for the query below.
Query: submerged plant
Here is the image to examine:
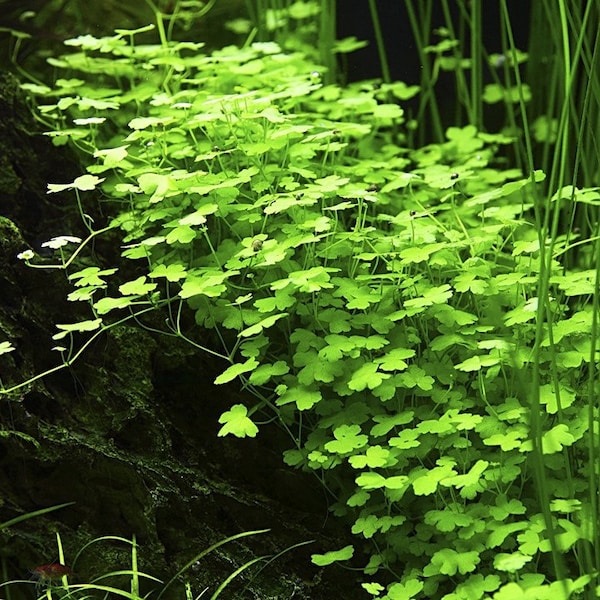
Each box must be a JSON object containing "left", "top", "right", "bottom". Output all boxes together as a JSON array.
[
  {"left": 2, "top": 529, "right": 279, "bottom": 600},
  {"left": 2, "top": 1, "right": 600, "bottom": 598}
]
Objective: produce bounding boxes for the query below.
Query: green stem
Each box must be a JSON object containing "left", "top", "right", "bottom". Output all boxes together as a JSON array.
[{"left": 367, "top": 0, "right": 391, "bottom": 84}]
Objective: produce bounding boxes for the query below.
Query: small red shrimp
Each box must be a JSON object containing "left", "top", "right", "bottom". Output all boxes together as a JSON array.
[{"left": 30, "top": 563, "right": 72, "bottom": 589}]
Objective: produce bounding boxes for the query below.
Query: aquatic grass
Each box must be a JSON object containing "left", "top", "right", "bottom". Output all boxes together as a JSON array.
[
  {"left": 1, "top": 530, "right": 279, "bottom": 600},
  {"left": 500, "top": 2, "right": 600, "bottom": 596}
]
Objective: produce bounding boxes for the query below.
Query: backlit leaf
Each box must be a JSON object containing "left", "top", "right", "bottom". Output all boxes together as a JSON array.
[
  {"left": 539, "top": 383, "right": 576, "bottom": 414},
  {"left": 217, "top": 404, "right": 258, "bottom": 438},
  {"left": 239, "top": 313, "right": 288, "bottom": 338},
  {"left": 149, "top": 263, "right": 187, "bottom": 281},
  {"left": 370, "top": 411, "right": 414, "bottom": 437},
  {"left": 118, "top": 276, "right": 157, "bottom": 295},
  {"left": 276, "top": 385, "right": 322, "bottom": 410},
  {"left": 94, "top": 296, "right": 137, "bottom": 315},
  {"left": 311, "top": 545, "right": 353, "bottom": 566},
  {"left": 428, "top": 548, "right": 480, "bottom": 576},
  {"left": 214, "top": 358, "right": 259, "bottom": 385},
  {"left": 53, "top": 318, "right": 103, "bottom": 340},
  {"left": 493, "top": 552, "right": 532, "bottom": 572},
  {"left": 386, "top": 579, "right": 424, "bottom": 600},
  {"left": 325, "top": 424, "right": 368, "bottom": 454},
  {"left": 348, "top": 362, "right": 390, "bottom": 391}
]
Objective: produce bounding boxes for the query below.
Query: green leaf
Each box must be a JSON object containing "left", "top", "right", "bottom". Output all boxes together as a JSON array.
[
  {"left": 362, "top": 582, "right": 385, "bottom": 596},
  {"left": 214, "top": 358, "right": 259, "bottom": 385},
  {"left": 412, "top": 462, "right": 457, "bottom": 496},
  {"left": 239, "top": 313, "right": 288, "bottom": 338},
  {"left": 455, "top": 354, "right": 500, "bottom": 372},
  {"left": 271, "top": 267, "right": 339, "bottom": 293},
  {"left": 348, "top": 445, "right": 390, "bottom": 469},
  {"left": 311, "top": 545, "right": 354, "bottom": 566},
  {"left": 539, "top": 383, "right": 576, "bottom": 414},
  {"left": 69, "top": 267, "right": 118, "bottom": 287},
  {"left": 388, "top": 429, "right": 420, "bottom": 450},
  {"left": 94, "top": 296, "right": 137, "bottom": 315},
  {"left": 399, "top": 244, "right": 444, "bottom": 264},
  {"left": 180, "top": 269, "right": 238, "bottom": 299},
  {"left": 165, "top": 225, "right": 197, "bottom": 244},
  {"left": 483, "top": 428, "right": 526, "bottom": 451},
  {"left": 427, "top": 548, "right": 480, "bottom": 576},
  {"left": 137, "top": 172, "right": 176, "bottom": 203},
  {"left": 94, "top": 144, "right": 129, "bottom": 166},
  {"left": 370, "top": 411, "right": 414, "bottom": 437},
  {"left": 254, "top": 290, "right": 296, "bottom": 313},
  {"left": 53, "top": 318, "right": 103, "bottom": 340},
  {"left": 487, "top": 522, "right": 528, "bottom": 549},
  {"left": 0, "top": 341, "right": 15, "bottom": 355},
  {"left": 217, "top": 404, "right": 258, "bottom": 438},
  {"left": 149, "top": 263, "right": 187, "bottom": 282},
  {"left": 325, "top": 424, "right": 368, "bottom": 454},
  {"left": 375, "top": 348, "right": 415, "bottom": 372},
  {"left": 129, "top": 116, "right": 174, "bottom": 130},
  {"left": 119, "top": 276, "right": 157, "bottom": 295},
  {"left": 276, "top": 385, "right": 322, "bottom": 410},
  {"left": 356, "top": 472, "right": 387, "bottom": 490},
  {"left": 504, "top": 298, "right": 538, "bottom": 326},
  {"left": 332, "top": 36, "right": 368, "bottom": 54},
  {"left": 541, "top": 424, "right": 576, "bottom": 454},
  {"left": 493, "top": 552, "right": 532, "bottom": 572},
  {"left": 550, "top": 499, "right": 582, "bottom": 514},
  {"left": 295, "top": 350, "right": 345, "bottom": 384},
  {"left": 348, "top": 362, "right": 390, "bottom": 391},
  {"left": 319, "top": 334, "right": 359, "bottom": 361},
  {"left": 47, "top": 174, "right": 105, "bottom": 193},
  {"left": 386, "top": 579, "right": 424, "bottom": 600},
  {"left": 398, "top": 365, "right": 434, "bottom": 390},
  {"left": 404, "top": 284, "right": 453, "bottom": 312},
  {"left": 248, "top": 361, "right": 289, "bottom": 385}
]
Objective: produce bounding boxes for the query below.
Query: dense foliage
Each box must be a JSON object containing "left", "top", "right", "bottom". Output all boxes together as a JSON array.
[{"left": 2, "top": 3, "right": 600, "bottom": 599}]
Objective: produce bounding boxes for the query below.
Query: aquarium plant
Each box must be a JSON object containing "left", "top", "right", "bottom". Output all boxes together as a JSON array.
[{"left": 1, "top": 1, "right": 600, "bottom": 599}]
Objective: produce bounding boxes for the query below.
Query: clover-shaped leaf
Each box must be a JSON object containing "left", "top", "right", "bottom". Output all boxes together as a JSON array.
[
  {"left": 370, "top": 411, "right": 414, "bottom": 437},
  {"left": 217, "top": 404, "right": 258, "bottom": 438},
  {"left": 428, "top": 548, "right": 480, "bottom": 576},
  {"left": 325, "top": 424, "right": 368, "bottom": 454},
  {"left": 118, "top": 276, "right": 157, "bottom": 296},
  {"left": 348, "top": 362, "right": 390, "bottom": 391},
  {"left": 386, "top": 579, "right": 424, "bottom": 600},
  {"left": 276, "top": 385, "right": 322, "bottom": 410},
  {"left": 348, "top": 445, "right": 390, "bottom": 469},
  {"left": 149, "top": 263, "right": 187, "bottom": 282}
]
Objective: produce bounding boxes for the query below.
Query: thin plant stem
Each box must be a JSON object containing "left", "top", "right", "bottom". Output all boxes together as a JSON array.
[
  {"left": 367, "top": 0, "right": 391, "bottom": 85},
  {"left": 404, "top": 0, "right": 444, "bottom": 143}
]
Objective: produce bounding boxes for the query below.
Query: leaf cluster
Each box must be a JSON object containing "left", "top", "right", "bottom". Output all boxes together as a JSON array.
[{"left": 13, "top": 17, "right": 600, "bottom": 600}]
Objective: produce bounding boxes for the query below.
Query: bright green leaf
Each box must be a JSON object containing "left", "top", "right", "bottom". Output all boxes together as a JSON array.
[
  {"left": 311, "top": 545, "right": 354, "bottom": 566},
  {"left": 217, "top": 404, "right": 258, "bottom": 438},
  {"left": 214, "top": 358, "right": 259, "bottom": 385}
]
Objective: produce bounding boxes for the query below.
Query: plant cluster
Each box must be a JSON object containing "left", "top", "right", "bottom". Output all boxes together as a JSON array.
[
  {"left": 1, "top": 515, "right": 275, "bottom": 600},
  {"left": 2, "top": 3, "right": 600, "bottom": 599}
]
